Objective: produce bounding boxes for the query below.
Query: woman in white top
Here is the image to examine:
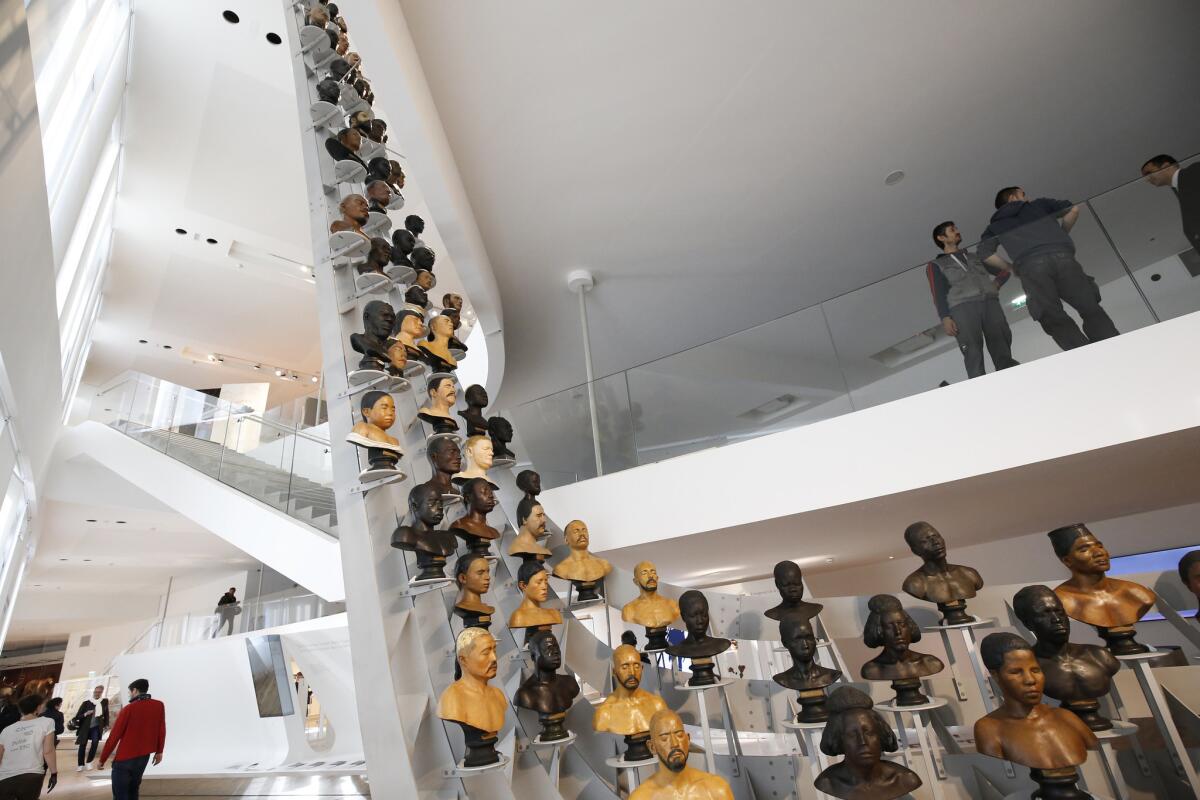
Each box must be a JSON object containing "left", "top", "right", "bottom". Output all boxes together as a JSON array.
[{"left": 0, "top": 693, "right": 57, "bottom": 799}]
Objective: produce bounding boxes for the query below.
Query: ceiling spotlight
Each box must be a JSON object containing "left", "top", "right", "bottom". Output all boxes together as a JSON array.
[
  {"left": 162, "top": 344, "right": 173, "bottom": 350},
  {"left": 222, "top": 10, "right": 240, "bottom": 24},
  {"left": 137, "top": 339, "right": 148, "bottom": 344},
  {"left": 289, "top": 373, "right": 299, "bottom": 380},
  {"left": 266, "top": 32, "right": 282, "bottom": 45},
  {"left": 252, "top": 364, "right": 261, "bottom": 370},
  {"left": 310, "top": 376, "right": 319, "bottom": 383},
  {"left": 884, "top": 170, "right": 905, "bottom": 186},
  {"left": 206, "top": 238, "right": 218, "bottom": 245},
  {"left": 116, "top": 520, "right": 127, "bottom": 524},
  {"left": 207, "top": 354, "right": 216, "bottom": 361},
  {"left": 274, "top": 369, "right": 284, "bottom": 377},
  {"left": 888, "top": 555, "right": 895, "bottom": 559},
  {"left": 175, "top": 228, "right": 187, "bottom": 235},
  {"left": 85, "top": 519, "right": 96, "bottom": 522},
  {"left": 824, "top": 557, "right": 834, "bottom": 563}
]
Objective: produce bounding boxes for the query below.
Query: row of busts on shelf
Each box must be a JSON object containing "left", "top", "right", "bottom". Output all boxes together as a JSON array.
[{"left": 349, "top": 299, "right": 465, "bottom": 381}]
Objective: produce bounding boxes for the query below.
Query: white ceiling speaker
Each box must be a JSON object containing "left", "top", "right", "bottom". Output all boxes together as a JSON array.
[{"left": 566, "top": 269, "right": 595, "bottom": 294}]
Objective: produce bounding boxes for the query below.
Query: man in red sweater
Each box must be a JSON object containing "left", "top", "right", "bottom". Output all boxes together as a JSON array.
[{"left": 98, "top": 679, "right": 165, "bottom": 800}]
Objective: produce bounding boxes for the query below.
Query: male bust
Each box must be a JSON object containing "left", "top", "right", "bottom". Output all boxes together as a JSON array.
[
  {"left": 330, "top": 193, "right": 370, "bottom": 236},
  {"left": 366, "top": 179, "right": 391, "bottom": 213},
  {"left": 974, "top": 633, "right": 1098, "bottom": 771},
  {"left": 773, "top": 617, "right": 841, "bottom": 691},
  {"left": 458, "top": 384, "right": 490, "bottom": 436},
  {"left": 764, "top": 560, "right": 824, "bottom": 623},
  {"left": 509, "top": 498, "right": 551, "bottom": 559},
  {"left": 552, "top": 520, "right": 613, "bottom": 583},
  {"left": 901, "top": 521, "right": 983, "bottom": 625},
  {"left": 513, "top": 630, "right": 579, "bottom": 722},
  {"left": 391, "top": 307, "right": 427, "bottom": 360},
  {"left": 453, "top": 435, "right": 494, "bottom": 484},
  {"left": 622, "top": 562, "right": 681, "bottom": 629},
  {"left": 391, "top": 483, "right": 455, "bottom": 559},
  {"left": 417, "top": 374, "right": 458, "bottom": 433},
  {"left": 1180, "top": 550, "right": 1200, "bottom": 622},
  {"left": 487, "top": 416, "right": 516, "bottom": 460},
  {"left": 348, "top": 300, "right": 398, "bottom": 372},
  {"left": 1049, "top": 524, "right": 1155, "bottom": 654},
  {"left": 594, "top": 644, "right": 668, "bottom": 737},
  {"left": 425, "top": 437, "right": 462, "bottom": 498},
  {"left": 629, "top": 709, "right": 733, "bottom": 800},
  {"left": 515, "top": 469, "right": 541, "bottom": 501},
  {"left": 438, "top": 628, "right": 506, "bottom": 766},
  {"left": 450, "top": 478, "right": 499, "bottom": 550},
  {"left": 1012, "top": 585, "right": 1119, "bottom": 731},
  {"left": 815, "top": 687, "right": 922, "bottom": 800}
]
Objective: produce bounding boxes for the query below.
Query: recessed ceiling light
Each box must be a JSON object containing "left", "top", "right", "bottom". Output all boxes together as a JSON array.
[
  {"left": 824, "top": 557, "right": 834, "bottom": 563},
  {"left": 162, "top": 344, "right": 173, "bottom": 350},
  {"left": 116, "top": 520, "right": 127, "bottom": 524},
  {"left": 206, "top": 237, "right": 218, "bottom": 245},
  {"left": 266, "top": 32, "right": 282, "bottom": 45},
  {"left": 884, "top": 170, "right": 905, "bottom": 186},
  {"left": 83, "top": 559, "right": 92, "bottom": 562},
  {"left": 85, "top": 519, "right": 96, "bottom": 522},
  {"left": 175, "top": 228, "right": 187, "bottom": 235},
  {"left": 310, "top": 376, "right": 319, "bottom": 383},
  {"left": 888, "top": 555, "right": 895, "bottom": 559},
  {"left": 58, "top": 558, "right": 68, "bottom": 562},
  {"left": 274, "top": 369, "right": 284, "bottom": 377},
  {"left": 137, "top": 339, "right": 148, "bottom": 344},
  {"left": 222, "top": 10, "right": 240, "bottom": 24}
]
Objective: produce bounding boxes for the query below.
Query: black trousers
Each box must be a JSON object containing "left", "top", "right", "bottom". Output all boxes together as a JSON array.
[
  {"left": 949, "top": 297, "right": 1019, "bottom": 379},
  {"left": 1017, "top": 251, "right": 1118, "bottom": 350},
  {"left": 78, "top": 725, "right": 101, "bottom": 765},
  {"left": 0, "top": 772, "right": 43, "bottom": 800},
  {"left": 111, "top": 755, "right": 150, "bottom": 800}
]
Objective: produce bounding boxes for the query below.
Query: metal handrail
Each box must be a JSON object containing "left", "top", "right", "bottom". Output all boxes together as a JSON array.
[{"left": 234, "top": 413, "right": 330, "bottom": 446}]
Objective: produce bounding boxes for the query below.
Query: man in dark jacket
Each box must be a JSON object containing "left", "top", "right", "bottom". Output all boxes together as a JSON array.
[
  {"left": 72, "top": 685, "right": 109, "bottom": 770},
  {"left": 978, "top": 187, "right": 1119, "bottom": 351},
  {"left": 212, "top": 587, "right": 239, "bottom": 638},
  {"left": 0, "top": 689, "right": 19, "bottom": 732},
  {"left": 927, "top": 221, "right": 1019, "bottom": 379},
  {"left": 1141, "top": 154, "right": 1200, "bottom": 253}
]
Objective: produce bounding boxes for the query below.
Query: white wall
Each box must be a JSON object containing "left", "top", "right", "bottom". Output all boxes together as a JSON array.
[
  {"left": 163, "top": 570, "right": 248, "bottom": 619},
  {"left": 61, "top": 617, "right": 150, "bottom": 680}
]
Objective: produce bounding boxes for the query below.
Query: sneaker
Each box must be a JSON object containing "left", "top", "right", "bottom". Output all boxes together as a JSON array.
[
  {"left": 76, "top": 766, "right": 84, "bottom": 772},
  {"left": 85, "top": 762, "right": 95, "bottom": 771}
]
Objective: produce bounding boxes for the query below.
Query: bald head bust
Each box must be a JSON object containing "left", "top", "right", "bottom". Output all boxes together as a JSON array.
[
  {"left": 630, "top": 709, "right": 733, "bottom": 800},
  {"left": 621, "top": 562, "right": 680, "bottom": 629},
  {"left": 594, "top": 644, "right": 668, "bottom": 737}
]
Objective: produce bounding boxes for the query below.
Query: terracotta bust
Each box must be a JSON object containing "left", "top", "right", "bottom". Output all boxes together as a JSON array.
[
  {"left": 419, "top": 314, "right": 458, "bottom": 372},
  {"left": 425, "top": 437, "right": 462, "bottom": 500},
  {"left": 344, "top": 390, "right": 403, "bottom": 479},
  {"left": 458, "top": 384, "right": 489, "bottom": 436},
  {"left": 816, "top": 687, "right": 922, "bottom": 800},
  {"left": 594, "top": 644, "right": 669, "bottom": 762},
  {"left": 452, "top": 553, "right": 493, "bottom": 630},
  {"left": 860, "top": 594, "right": 944, "bottom": 706},
  {"left": 764, "top": 560, "right": 823, "bottom": 624},
  {"left": 629, "top": 709, "right": 733, "bottom": 800},
  {"left": 901, "top": 521, "right": 984, "bottom": 625},
  {"left": 774, "top": 617, "right": 842, "bottom": 723},
  {"left": 509, "top": 498, "right": 551, "bottom": 561},
  {"left": 438, "top": 627, "right": 506, "bottom": 767},
  {"left": 622, "top": 561, "right": 680, "bottom": 651},
  {"left": 452, "top": 435, "right": 494, "bottom": 485},
  {"left": 390, "top": 306, "right": 427, "bottom": 363},
  {"left": 1048, "top": 524, "right": 1156, "bottom": 654},
  {"left": 667, "top": 590, "right": 731, "bottom": 687},
  {"left": 975, "top": 633, "right": 1098, "bottom": 799},
  {"left": 552, "top": 519, "right": 612, "bottom": 602},
  {"left": 450, "top": 478, "right": 499, "bottom": 557},
  {"left": 513, "top": 630, "right": 579, "bottom": 742},
  {"left": 1180, "top": 550, "right": 1200, "bottom": 623},
  {"left": 391, "top": 483, "right": 456, "bottom": 582},
  {"left": 507, "top": 561, "right": 562, "bottom": 636},
  {"left": 417, "top": 374, "right": 459, "bottom": 435},
  {"left": 1013, "top": 585, "right": 1119, "bottom": 731}
]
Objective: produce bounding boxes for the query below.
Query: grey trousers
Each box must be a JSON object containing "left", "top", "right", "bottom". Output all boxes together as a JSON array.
[
  {"left": 1017, "top": 251, "right": 1119, "bottom": 350},
  {"left": 950, "top": 297, "right": 1019, "bottom": 379}
]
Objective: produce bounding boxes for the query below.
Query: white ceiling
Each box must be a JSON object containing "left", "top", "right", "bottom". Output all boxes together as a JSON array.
[
  {"left": 8, "top": 454, "right": 256, "bottom": 650},
  {"left": 395, "top": 0, "right": 1200, "bottom": 409},
  {"left": 82, "top": 0, "right": 322, "bottom": 402}
]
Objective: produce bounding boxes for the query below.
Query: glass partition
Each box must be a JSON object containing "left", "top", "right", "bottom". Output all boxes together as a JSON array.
[{"left": 513, "top": 157, "right": 1199, "bottom": 482}]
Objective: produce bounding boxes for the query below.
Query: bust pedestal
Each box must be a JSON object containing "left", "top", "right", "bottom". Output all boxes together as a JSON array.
[
  {"left": 1029, "top": 766, "right": 1089, "bottom": 800},
  {"left": 453, "top": 607, "right": 492, "bottom": 630},
  {"left": 456, "top": 531, "right": 494, "bottom": 558},
  {"left": 1062, "top": 698, "right": 1111, "bottom": 732},
  {"left": 622, "top": 732, "right": 652, "bottom": 763},
  {"left": 795, "top": 687, "right": 831, "bottom": 723},
  {"left": 889, "top": 677, "right": 929, "bottom": 707},
  {"left": 642, "top": 626, "right": 669, "bottom": 652},
  {"left": 363, "top": 446, "right": 402, "bottom": 480},
  {"left": 412, "top": 552, "right": 449, "bottom": 583},
  {"left": 1098, "top": 624, "right": 1147, "bottom": 656},
  {"left": 456, "top": 722, "right": 500, "bottom": 768},
  {"left": 570, "top": 578, "right": 604, "bottom": 603},
  {"left": 937, "top": 598, "right": 975, "bottom": 626},
  {"left": 687, "top": 656, "right": 718, "bottom": 687},
  {"left": 537, "top": 711, "right": 569, "bottom": 742}
]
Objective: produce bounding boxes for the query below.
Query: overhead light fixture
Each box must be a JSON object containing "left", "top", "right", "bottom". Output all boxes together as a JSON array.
[
  {"left": 275, "top": 369, "right": 285, "bottom": 377},
  {"left": 310, "top": 376, "right": 319, "bottom": 383},
  {"left": 885, "top": 170, "right": 905, "bottom": 186}
]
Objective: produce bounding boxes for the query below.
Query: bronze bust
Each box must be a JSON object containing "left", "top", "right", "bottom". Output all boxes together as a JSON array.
[
  {"left": 900, "top": 521, "right": 984, "bottom": 625},
  {"left": 773, "top": 617, "right": 842, "bottom": 723},
  {"left": 1180, "top": 550, "right": 1200, "bottom": 624},
  {"left": 666, "top": 590, "right": 731, "bottom": 686},
  {"left": 1013, "top": 585, "right": 1119, "bottom": 731},
  {"left": 859, "top": 594, "right": 943, "bottom": 706},
  {"left": 764, "top": 560, "right": 823, "bottom": 624},
  {"left": 513, "top": 630, "right": 579, "bottom": 742},
  {"left": 449, "top": 477, "right": 499, "bottom": 557},
  {"left": 391, "top": 483, "right": 455, "bottom": 582},
  {"left": 516, "top": 469, "right": 541, "bottom": 501},
  {"left": 458, "top": 384, "right": 489, "bottom": 436},
  {"left": 815, "top": 687, "right": 922, "bottom": 800},
  {"left": 1048, "top": 524, "right": 1156, "bottom": 654},
  {"left": 975, "top": 633, "right": 1098, "bottom": 800},
  {"left": 452, "top": 553, "right": 494, "bottom": 630},
  {"left": 425, "top": 437, "right": 463, "bottom": 501}
]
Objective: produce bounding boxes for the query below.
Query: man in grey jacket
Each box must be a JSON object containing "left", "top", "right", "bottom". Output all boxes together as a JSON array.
[{"left": 927, "top": 221, "right": 1019, "bottom": 379}]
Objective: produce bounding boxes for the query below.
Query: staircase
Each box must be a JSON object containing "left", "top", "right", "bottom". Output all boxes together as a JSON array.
[{"left": 118, "top": 423, "right": 338, "bottom": 535}]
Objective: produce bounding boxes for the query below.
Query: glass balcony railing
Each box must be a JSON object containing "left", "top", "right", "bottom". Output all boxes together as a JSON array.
[
  {"left": 510, "top": 155, "right": 1200, "bottom": 489},
  {"left": 91, "top": 372, "right": 337, "bottom": 536}
]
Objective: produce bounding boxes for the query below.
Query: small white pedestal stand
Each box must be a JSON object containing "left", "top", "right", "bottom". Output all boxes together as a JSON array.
[
  {"left": 674, "top": 677, "right": 741, "bottom": 776},
  {"left": 604, "top": 754, "right": 657, "bottom": 794},
  {"left": 442, "top": 752, "right": 511, "bottom": 779},
  {"left": 529, "top": 731, "right": 576, "bottom": 788},
  {"left": 876, "top": 696, "right": 948, "bottom": 800},
  {"left": 1091, "top": 720, "right": 1138, "bottom": 800},
  {"left": 1115, "top": 648, "right": 1200, "bottom": 795},
  {"left": 781, "top": 718, "right": 831, "bottom": 800}
]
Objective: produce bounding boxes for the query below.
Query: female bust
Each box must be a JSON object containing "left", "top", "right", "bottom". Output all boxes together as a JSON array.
[
  {"left": 344, "top": 391, "right": 403, "bottom": 479},
  {"left": 391, "top": 307, "right": 427, "bottom": 362},
  {"left": 450, "top": 478, "right": 499, "bottom": 556},
  {"left": 816, "top": 687, "right": 922, "bottom": 800},
  {"left": 508, "top": 561, "right": 563, "bottom": 634},
  {"left": 860, "top": 594, "right": 944, "bottom": 705},
  {"left": 419, "top": 314, "right": 458, "bottom": 372},
  {"left": 452, "top": 553, "right": 494, "bottom": 629}
]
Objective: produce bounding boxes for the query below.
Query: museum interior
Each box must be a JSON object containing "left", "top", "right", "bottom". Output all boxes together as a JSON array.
[{"left": 0, "top": 1, "right": 1199, "bottom": 799}]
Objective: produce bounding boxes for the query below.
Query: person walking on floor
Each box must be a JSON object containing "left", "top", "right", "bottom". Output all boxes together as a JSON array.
[
  {"left": 927, "top": 220, "right": 1020, "bottom": 379},
  {"left": 0, "top": 692, "right": 20, "bottom": 735},
  {"left": 98, "top": 679, "right": 165, "bottom": 800},
  {"left": 71, "top": 687, "right": 108, "bottom": 771},
  {"left": 0, "top": 693, "right": 58, "bottom": 799},
  {"left": 1141, "top": 154, "right": 1200, "bottom": 252},
  {"left": 977, "top": 186, "right": 1119, "bottom": 350},
  {"left": 212, "top": 587, "right": 239, "bottom": 638}
]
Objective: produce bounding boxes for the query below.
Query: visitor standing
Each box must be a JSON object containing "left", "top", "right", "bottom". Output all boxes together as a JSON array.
[
  {"left": 977, "top": 187, "right": 1118, "bottom": 351},
  {"left": 98, "top": 679, "right": 165, "bottom": 800},
  {"left": 0, "top": 692, "right": 19, "bottom": 734},
  {"left": 37, "top": 700, "right": 62, "bottom": 745},
  {"left": 71, "top": 687, "right": 108, "bottom": 771},
  {"left": 212, "top": 587, "right": 239, "bottom": 638},
  {"left": 1141, "top": 154, "right": 1200, "bottom": 252},
  {"left": 0, "top": 694, "right": 57, "bottom": 799}
]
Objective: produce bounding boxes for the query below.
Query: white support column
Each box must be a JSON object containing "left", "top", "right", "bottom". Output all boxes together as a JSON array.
[{"left": 567, "top": 269, "right": 604, "bottom": 478}]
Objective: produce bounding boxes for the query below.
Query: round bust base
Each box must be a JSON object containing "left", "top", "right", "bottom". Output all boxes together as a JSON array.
[
  {"left": 1028, "top": 766, "right": 1089, "bottom": 800},
  {"left": 1061, "top": 698, "right": 1113, "bottom": 731},
  {"left": 456, "top": 533, "right": 494, "bottom": 559},
  {"left": 452, "top": 607, "right": 493, "bottom": 631},
  {"left": 410, "top": 553, "right": 449, "bottom": 583},
  {"left": 888, "top": 677, "right": 929, "bottom": 707},
  {"left": 684, "top": 657, "right": 719, "bottom": 687},
  {"left": 621, "top": 732, "right": 652, "bottom": 762},
  {"left": 920, "top": 617, "right": 997, "bottom": 633},
  {"left": 876, "top": 695, "right": 949, "bottom": 715},
  {"left": 781, "top": 718, "right": 828, "bottom": 732},
  {"left": 453, "top": 753, "right": 510, "bottom": 775},
  {"left": 936, "top": 599, "right": 975, "bottom": 626},
  {"left": 1099, "top": 625, "right": 1149, "bottom": 656},
  {"left": 456, "top": 722, "right": 501, "bottom": 769},
  {"left": 642, "top": 626, "right": 669, "bottom": 652},
  {"left": 532, "top": 730, "right": 576, "bottom": 748},
  {"left": 423, "top": 431, "right": 463, "bottom": 448},
  {"left": 566, "top": 594, "right": 605, "bottom": 610},
  {"left": 1093, "top": 719, "right": 1139, "bottom": 741},
  {"left": 605, "top": 754, "right": 657, "bottom": 770},
  {"left": 794, "top": 688, "right": 831, "bottom": 723},
  {"left": 358, "top": 466, "right": 405, "bottom": 484},
  {"left": 536, "top": 711, "right": 570, "bottom": 743},
  {"left": 571, "top": 579, "right": 604, "bottom": 603},
  {"left": 674, "top": 676, "right": 735, "bottom": 693},
  {"left": 491, "top": 456, "right": 516, "bottom": 469},
  {"left": 1113, "top": 645, "right": 1162, "bottom": 663}
]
